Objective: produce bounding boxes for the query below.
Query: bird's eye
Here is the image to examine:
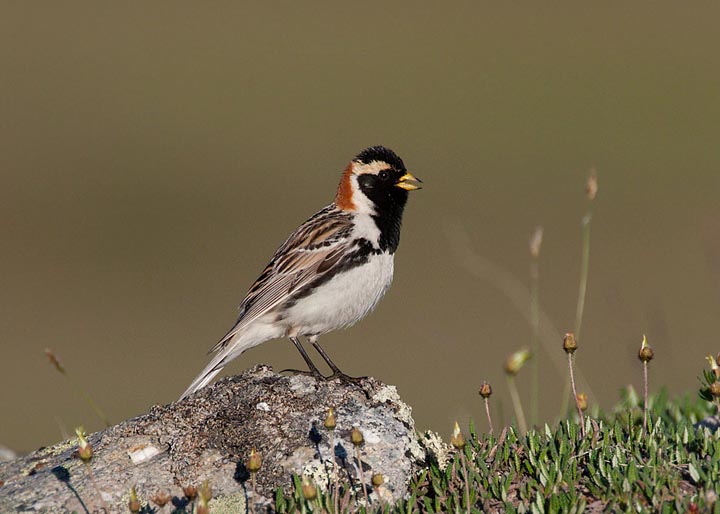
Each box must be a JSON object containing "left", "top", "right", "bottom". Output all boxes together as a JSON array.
[{"left": 379, "top": 170, "right": 390, "bottom": 181}]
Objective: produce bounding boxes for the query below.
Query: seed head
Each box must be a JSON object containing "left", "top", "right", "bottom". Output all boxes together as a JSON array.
[
  {"left": 450, "top": 421, "right": 466, "bottom": 450},
  {"left": 371, "top": 473, "right": 384, "bottom": 488},
  {"left": 638, "top": 335, "right": 654, "bottom": 363},
  {"left": 586, "top": 169, "right": 598, "bottom": 201},
  {"left": 576, "top": 392, "right": 588, "bottom": 412},
  {"left": 301, "top": 476, "right": 317, "bottom": 501},
  {"left": 151, "top": 492, "right": 172, "bottom": 507},
  {"left": 324, "top": 407, "right": 336, "bottom": 431},
  {"left": 350, "top": 426, "right": 364, "bottom": 447},
  {"left": 128, "top": 487, "right": 141, "bottom": 513},
  {"left": 710, "top": 382, "right": 720, "bottom": 399},
  {"left": 707, "top": 355, "right": 720, "bottom": 378},
  {"left": 479, "top": 381, "right": 492, "bottom": 399},
  {"left": 197, "top": 481, "right": 212, "bottom": 514},
  {"left": 563, "top": 333, "right": 578, "bottom": 354},
  {"left": 529, "top": 226, "right": 544, "bottom": 259},
  {"left": 247, "top": 448, "right": 262, "bottom": 473},
  {"left": 183, "top": 484, "right": 198, "bottom": 501},
  {"left": 45, "top": 348, "right": 66, "bottom": 374},
  {"left": 75, "top": 426, "right": 93, "bottom": 462},
  {"left": 504, "top": 348, "right": 531, "bottom": 375}
]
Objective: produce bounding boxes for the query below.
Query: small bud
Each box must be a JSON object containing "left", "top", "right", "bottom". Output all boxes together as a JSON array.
[
  {"left": 183, "top": 484, "right": 198, "bottom": 501},
  {"left": 479, "top": 381, "right": 492, "bottom": 399},
  {"left": 586, "top": 169, "right": 598, "bottom": 201},
  {"left": 247, "top": 448, "right": 262, "bottom": 473},
  {"left": 128, "top": 487, "right": 141, "bottom": 513},
  {"left": 350, "top": 427, "right": 364, "bottom": 447},
  {"left": 199, "top": 480, "right": 212, "bottom": 502},
  {"left": 75, "top": 427, "right": 93, "bottom": 462},
  {"left": 576, "top": 393, "right": 588, "bottom": 412},
  {"left": 450, "top": 421, "right": 466, "bottom": 450},
  {"left": 324, "top": 407, "right": 336, "bottom": 431},
  {"left": 707, "top": 355, "right": 720, "bottom": 379},
  {"left": 371, "top": 473, "right": 384, "bottom": 488},
  {"left": 151, "top": 492, "right": 172, "bottom": 507},
  {"left": 529, "top": 226, "right": 544, "bottom": 259},
  {"left": 710, "top": 382, "right": 720, "bottom": 398},
  {"left": 563, "top": 333, "right": 578, "bottom": 355},
  {"left": 638, "top": 335, "right": 654, "bottom": 363},
  {"left": 197, "top": 481, "right": 212, "bottom": 514},
  {"left": 301, "top": 476, "right": 317, "bottom": 501},
  {"left": 504, "top": 348, "right": 531, "bottom": 375},
  {"left": 45, "top": 348, "right": 66, "bottom": 374}
]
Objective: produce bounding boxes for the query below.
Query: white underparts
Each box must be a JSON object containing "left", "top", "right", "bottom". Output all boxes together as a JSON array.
[{"left": 284, "top": 252, "right": 395, "bottom": 336}]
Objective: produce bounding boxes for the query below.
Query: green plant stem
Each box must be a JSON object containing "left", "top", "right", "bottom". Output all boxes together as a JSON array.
[
  {"left": 568, "top": 353, "right": 585, "bottom": 437},
  {"left": 484, "top": 398, "right": 494, "bottom": 435},
  {"left": 575, "top": 211, "right": 592, "bottom": 346},
  {"left": 331, "top": 430, "right": 339, "bottom": 514},
  {"left": 506, "top": 375, "right": 527, "bottom": 434},
  {"left": 460, "top": 452, "right": 471, "bottom": 514},
  {"left": 561, "top": 208, "right": 593, "bottom": 419},
  {"left": 530, "top": 256, "right": 540, "bottom": 427},
  {"left": 56, "top": 369, "right": 111, "bottom": 427}
]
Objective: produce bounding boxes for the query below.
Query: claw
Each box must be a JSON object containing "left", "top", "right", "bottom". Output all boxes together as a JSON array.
[
  {"left": 280, "top": 368, "right": 326, "bottom": 380},
  {"left": 324, "top": 371, "right": 367, "bottom": 383}
]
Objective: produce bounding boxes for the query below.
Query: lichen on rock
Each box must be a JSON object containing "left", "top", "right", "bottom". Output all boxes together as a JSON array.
[{"left": 0, "top": 365, "right": 427, "bottom": 513}]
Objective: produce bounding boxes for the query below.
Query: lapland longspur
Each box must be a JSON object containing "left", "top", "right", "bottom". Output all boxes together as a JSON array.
[{"left": 180, "top": 146, "right": 421, "bottom": 399}]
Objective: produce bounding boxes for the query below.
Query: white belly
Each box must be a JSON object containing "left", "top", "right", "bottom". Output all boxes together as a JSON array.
[{"left": 286, "top": 253, "right": 395, "bottom": 336}]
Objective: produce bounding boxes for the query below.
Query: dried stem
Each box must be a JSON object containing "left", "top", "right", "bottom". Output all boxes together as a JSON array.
[
  {"left": 483, "top": 397, "right": 494, "bottom": 435},
  {"left": 643, "top": 360, "right": 649, "bottom": 434},
  {"left": 83, "top": 462, "right": 109, "bottom": 513},
  {"left": 567, "top": 353, "right": 585, "bottom": 436},
  {"left": 561, "top": 206, "right": 594, "bottom": 419},
  {"left": 355, "top": 446, "right": 370, "bottom": 508}
]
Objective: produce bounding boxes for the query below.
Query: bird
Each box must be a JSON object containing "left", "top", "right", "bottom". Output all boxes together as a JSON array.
[{"left": 179, "top": 145, "right": 421, "bottom": 400}]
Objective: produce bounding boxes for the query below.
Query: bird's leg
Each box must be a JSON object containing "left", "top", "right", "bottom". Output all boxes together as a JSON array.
[
  {"left": 310, "top": 337, "right": 365, "bottom": 383},
  {"left": 281, "top": 336, "right": 325, "bottom": 378}
]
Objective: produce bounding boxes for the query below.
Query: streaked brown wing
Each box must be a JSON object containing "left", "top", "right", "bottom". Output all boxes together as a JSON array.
[{"left": 208, "top": 205, "right": 354, "bottom": 353}]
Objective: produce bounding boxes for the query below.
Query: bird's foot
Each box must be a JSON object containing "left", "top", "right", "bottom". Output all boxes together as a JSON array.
[
  {"left": 280, "top": 368, "right": 326, "bottom": 380},
  {"left": 323, "top": 371, "right": 367, "bottom": 384}
]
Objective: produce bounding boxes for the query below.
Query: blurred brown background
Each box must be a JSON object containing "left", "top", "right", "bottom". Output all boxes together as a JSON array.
[{"left": 2, "top": 2, "right": 719, "bottom": 453}]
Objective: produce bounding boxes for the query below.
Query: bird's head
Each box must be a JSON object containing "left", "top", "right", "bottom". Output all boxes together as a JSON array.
[{"left": 335, "top": 146, "right": 422, "bottom": 214}]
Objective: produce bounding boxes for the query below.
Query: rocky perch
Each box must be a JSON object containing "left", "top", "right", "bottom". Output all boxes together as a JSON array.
[{"left": 0, "top": 365, "right": 429, "bottom": 513}]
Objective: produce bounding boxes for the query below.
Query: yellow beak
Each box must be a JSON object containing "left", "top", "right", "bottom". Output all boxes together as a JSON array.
[{"left": 395, "top": 172, "right": 423, "bottom": 191}]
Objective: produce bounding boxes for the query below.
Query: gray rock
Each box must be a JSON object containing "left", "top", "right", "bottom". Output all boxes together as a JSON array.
[{"left": 0, "top": 365, "right": 424, "bottom": 513}]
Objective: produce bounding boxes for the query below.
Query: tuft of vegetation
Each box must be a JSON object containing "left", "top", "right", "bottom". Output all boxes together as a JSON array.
[{"left": 273, "top": 391, "right": 720, "bottom": 513}]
